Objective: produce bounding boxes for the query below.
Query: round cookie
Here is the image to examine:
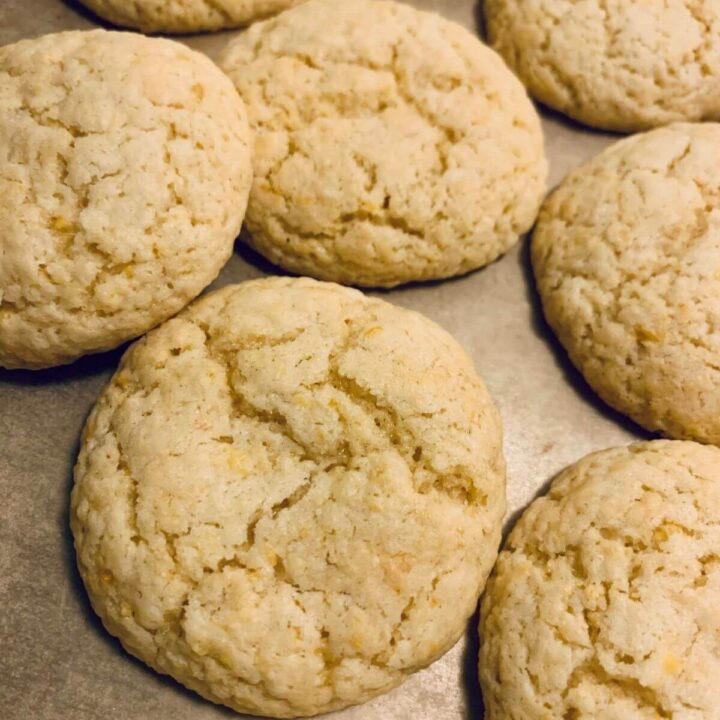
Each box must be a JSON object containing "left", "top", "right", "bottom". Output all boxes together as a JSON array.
[
  {"left": 71, "top": 276, "right": 506, "bottom": 718},
  {"left": 219, "top": 0, "right": 547, "bottom": 288},
  {"left": 484, "top": 0, "right": 720, "bottom": 132},
  {"left": 0, "top": 30, "right": 252, "bottom": 369},
  {"left": 77, "top": 0, "right": 304, "bottom": 34},
  {"left": 479, "top": 440, "right": 720, "bottom": 719},
  {"left": 532, "top": 123, "right": 720, "bottom": 445}
]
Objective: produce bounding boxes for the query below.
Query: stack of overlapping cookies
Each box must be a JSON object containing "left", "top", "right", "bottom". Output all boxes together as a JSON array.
[{"left": 1, "top": 1, "right": 719, "bottom": 718}]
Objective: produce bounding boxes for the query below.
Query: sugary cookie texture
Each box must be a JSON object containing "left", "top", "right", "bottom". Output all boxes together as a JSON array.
[
  {"left": 0, "top": 30, "right": 252, "bottom": 369},
  {"left": 480, "top": 440, "right": 720, "bottom": 719},
  {"left": 77, "top": 0, "right": 304, "bottom": 34},
  {"left": 220, "top": 0, "right": 547, "bottom": 288},
  {"left": 533, "top": 123, "right": 720, "bottom": 445},
  {"left": 72, "top": 277, "right": 506, "bottom": 718},
  {"left": 485, "top": 0, "right": 720, "bottom": 132}
]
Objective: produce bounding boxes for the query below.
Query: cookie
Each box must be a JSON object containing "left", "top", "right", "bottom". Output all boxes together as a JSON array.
[
  {"left": 219, "top": 0, "right": 547, "bottom": 288},
  {"left": 479, "top": 440, "right": 720, "bottom": 719},
  {"left": 77, "top": 0, "right": 304, "bottom": 34},
  {"left": 532, "top": 123, "right": 720, "bottom": 445},
  {"left": 0, "top": 30, "right": 252, "bottom": 369},
  {"left": 484, "top": 0, "right": 720, "bottom": 132},
  {"left": 71, "top": 276, "right": 506, "bottom": 718}
]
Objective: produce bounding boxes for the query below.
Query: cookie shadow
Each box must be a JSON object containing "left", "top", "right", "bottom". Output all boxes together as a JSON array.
[
  {"left": 534, "top": 102, "right": 624, "bottom": 142},
  {"left": 518, "top": 235, "right": 655, "bottom": 441},
  {"left": 234, "top": 230, "right": 293, "bottom": 279},
  {"left": 372, "top": 264, "right": 488, "bottom": 296},
  {"left": 60, "top": 0, "right": 116, "bottom": 28},
  {"left": 462, "top": 605, "right": 485, "bottom": 720},
  {"left": 0, "top": 345, "right": 126, "bottom": 388},
  {"left": 473, "top": 1, "right": 488, "bottom": 41}
]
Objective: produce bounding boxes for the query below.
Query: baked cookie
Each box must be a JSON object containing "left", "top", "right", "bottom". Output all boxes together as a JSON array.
[
  {"left": 0, "top": 30, "right": 252, "bottom": 369},
  {"left": 71, "top": 276, "right": 506, "bottom": 718},
  {"left": 484, "top": 0, "right": 720, "bottom": 132},
  {"left": 219, "top": 0, "right": 547, "bottom": 288},
  {"left": 480, "top": 440, "right": 720, "bottom": 720},
  {"left": 532, "top": 123, "right": 720, "bottom": 445},
  {"left": 77, "top": 0, "right": 304, "bottom": 34}
]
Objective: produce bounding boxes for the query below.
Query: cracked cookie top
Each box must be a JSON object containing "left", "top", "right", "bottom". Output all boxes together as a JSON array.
[
  {"left": 480, "top": 440, "right": 720, "bottom": 720},
  {"left": 484, "top": 0, "right": 720, "bottom": 132},
  {"left": 533, "top": 123, "right": 720, "bottom": 445},
  {"left": 71, "top": 276, "right": 506, "bottom": 718},
  {"left": 77, "top": 0, "right": 304, "bottom": 34},
  {"left": 0, "top": 30, "right": 252, "bottom": 369},
  {"left": 219, "top": 0, "right": 547, "bottom": 288}
]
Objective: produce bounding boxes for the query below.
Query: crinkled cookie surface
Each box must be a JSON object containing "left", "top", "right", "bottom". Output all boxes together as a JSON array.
[
  {"left": 0, "top": 30, "right": 252, "bottom": 369},
  {"left": 220, "top": 0, "right": 547, "bottom": 288},
  {"left": 532, "top": 123, "right": 720, "bottom": 445},
  {"left": 480, "top": 440, "right": 720, "bottom": 720},
  {"left": 78, "top": 0, "right": 304, "bottom": 34},
  {"left": 485, "top": 0, "right": 720, "bottom": 132},
  {"left": 71, "top": 277, "right": 506, "bottom": 718}
]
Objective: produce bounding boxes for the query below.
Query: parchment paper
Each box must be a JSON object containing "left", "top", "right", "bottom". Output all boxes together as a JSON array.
[{"left": 0, "top": 2, "right": 645, "bottom": 718}]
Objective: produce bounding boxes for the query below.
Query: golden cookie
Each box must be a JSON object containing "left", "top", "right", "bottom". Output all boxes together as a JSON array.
[
  {"left": 533, "top": 123, "right": 720, "bottom": 444},
  {"left": 485, "top": 0, "right": 720, "bottom": 132},
  {"left": 220, "top": 0, "right": 547, "bottom": 287},
  {"left": 480, "top": 440, "right": 720, "bottom": 719},
  {"left": 72, "top": 276, "right": 506, "bottom": 717},
  {"left": 0, "top": 30, "right": 252, "bottom": 369}
]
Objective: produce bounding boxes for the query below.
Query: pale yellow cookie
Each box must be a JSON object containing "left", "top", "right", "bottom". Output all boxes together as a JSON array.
[
  {"left": 219, "top": 0, "right": 547, "bottom": 288},
  {"left": 485, "top": 0, "right": 720, "bottom": 132},
  {"left": 0, "top": 30, "right": 252, "bottom": 369},
  {"left": 77, "top": 0, "right": 304, "bottom": 34},
  {"left": 480, "top": 440, "right": 720, "bottom": 720},
  {"left": 532, "top": 122, "right": 720, "bottom": 445},
  {"left": 71, "top": 276, "right": 506, "bottom": 718}
]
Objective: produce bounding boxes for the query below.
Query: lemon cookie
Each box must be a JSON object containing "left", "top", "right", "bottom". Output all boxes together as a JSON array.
[
  {"left": 78, "top": 0, "right": 304, "bottom": 34},
  {"left": 480, "top": 440, "right": 720, "bottom": 719},
  {"left": 219, "top": 0, "right": 547, "bottom": 288},
  {"left": 71, "top": 276, "right": 506, "bottom": 718},
  {"left": 533, "top": 123, "right": 720, "bottom": 445},
  {"left": 0, "top": 30, "right": 252, "bottom": 369},
  {"left": 485, "top": 0, "right": 720, "bottom": 132}
]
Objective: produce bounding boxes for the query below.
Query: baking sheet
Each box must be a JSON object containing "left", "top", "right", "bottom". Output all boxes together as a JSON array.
[{"left": 0, "top": 1, "right": 645, "bottom": 718}]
